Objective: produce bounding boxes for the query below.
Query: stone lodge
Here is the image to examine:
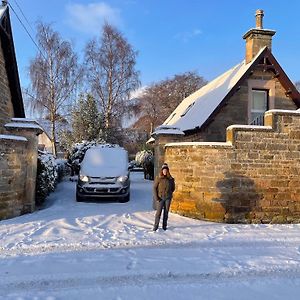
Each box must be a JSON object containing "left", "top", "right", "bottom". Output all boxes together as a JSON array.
[{"left": 152, "top": 10, "right": 300, "bottom": 223}]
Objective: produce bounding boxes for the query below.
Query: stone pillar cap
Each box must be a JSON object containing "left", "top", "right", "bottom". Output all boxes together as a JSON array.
[{"left": 5, "top": 118, "right": 43, "bottom": 134}]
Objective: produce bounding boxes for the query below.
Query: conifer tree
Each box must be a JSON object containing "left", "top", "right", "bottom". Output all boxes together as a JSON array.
[
  {"left": 59, "top": 94, "right": 103, "bottom": 150},
  {"left": 72, "top": 93, "right": 103, "bottom": 142}
]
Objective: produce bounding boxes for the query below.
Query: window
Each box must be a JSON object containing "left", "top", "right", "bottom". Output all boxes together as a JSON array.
[{"left": 250, "top": 90, "right": 268, "bottom": 125}]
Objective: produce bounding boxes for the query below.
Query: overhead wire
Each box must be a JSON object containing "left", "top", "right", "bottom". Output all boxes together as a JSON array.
[
  {"left": 11, "top": 0, "right": 35, "bottom": 33},
  {"left": 6, "top": 0, "right": 81, "bottom": 116},
  {"left": 7, "top": 1, "right": 47, "bottom": 60}
]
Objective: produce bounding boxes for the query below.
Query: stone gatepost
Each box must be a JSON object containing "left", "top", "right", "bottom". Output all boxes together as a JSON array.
[
  {"left": 151, "top": 125, "right": 184, "bottom": 177},
  {"left": 5, "top": 118, "right": 43, "bottom": 213},
  {"left": 151, "top": 126, "right": 184, "bottom": 210}
]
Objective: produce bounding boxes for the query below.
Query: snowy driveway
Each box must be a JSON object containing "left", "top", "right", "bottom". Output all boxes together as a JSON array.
[{"left": 1, "top": 172, "right": 300, "bottom": 299}]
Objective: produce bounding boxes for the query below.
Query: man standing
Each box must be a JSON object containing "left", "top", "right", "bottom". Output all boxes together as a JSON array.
[{"left": 153, "top": 163, "right": 175, "bottom": 231}]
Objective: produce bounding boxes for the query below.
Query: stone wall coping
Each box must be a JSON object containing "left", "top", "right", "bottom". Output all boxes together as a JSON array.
[
  {"left": 227, "top": 124, "right": 273, "bottom": 131},
  {"left": 0, "top": 134, "right": 28, "bottom": 142},
  {"left": 5, "top": 122, "right": 43, "bottom": 133},
  {"left": 265, "top": 109, "right": 300, "bottom": 116},
  {"left": 165, "top": 141, "right": 233, "bottom": 148}
]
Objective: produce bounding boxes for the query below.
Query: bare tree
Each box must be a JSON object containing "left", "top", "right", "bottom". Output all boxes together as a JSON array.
[
  {"left": 27, "top": 22, "right": 82, "bottom": 156},
  {"left": 135, "top": 71, "right": 207, "bottom": 134},
  {"left": 84, "top": 23, "right": 140, "bottom": 131}
]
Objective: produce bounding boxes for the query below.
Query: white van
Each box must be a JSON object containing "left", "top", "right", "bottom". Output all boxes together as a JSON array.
[{"left": 76, "top": 146, "right": 130, "bottom": 202}]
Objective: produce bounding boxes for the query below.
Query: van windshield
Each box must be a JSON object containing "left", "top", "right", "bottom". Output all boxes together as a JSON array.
[{"left": 81, "top": 147, "right": 128, "bottom": 177}]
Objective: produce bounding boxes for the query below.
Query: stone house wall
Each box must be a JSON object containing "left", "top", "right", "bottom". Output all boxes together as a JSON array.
[
  {"left": 182, "top": 69, "right": 297, "bottom": 143},
  {"left": 0, "top": 120, "right": 42, "bottom": 220},
  {"left": 0, "top": 136, "right": 28, "bottom": 219},
  {"left": 164, "top": 110, "right": 300, "bottom": 223}
]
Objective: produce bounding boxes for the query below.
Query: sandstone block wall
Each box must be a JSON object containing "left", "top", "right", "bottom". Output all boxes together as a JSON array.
[
  {"left": 165, "top": 110, "right": 300, "bottom": 223},
  {"left": 0, "top": 120, "right": 42, "bottom": 220},
  {"left": 0, "top": 137, "right": 28, "bottom": 219}
]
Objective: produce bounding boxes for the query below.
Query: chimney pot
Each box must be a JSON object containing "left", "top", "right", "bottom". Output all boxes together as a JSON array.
[
  {"left": 255, "top": 9, "right": 264, "bottom": 29},
  {"left": 243, "top": 9, "right": 275, "bottom": 64}
]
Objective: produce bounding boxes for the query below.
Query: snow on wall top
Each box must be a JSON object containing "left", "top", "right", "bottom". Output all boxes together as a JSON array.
[
  {"left": 163, "top": 47, "right": 267, "bottom": 132},
  {"left": 5, "top": 122, "right": 43, "bottom": 130},
  {"left": 0, "top": 134, "right": 27, "bottom": 142},
  {"left": 265, "top": 109, "right": 300, "bottom": 115}
]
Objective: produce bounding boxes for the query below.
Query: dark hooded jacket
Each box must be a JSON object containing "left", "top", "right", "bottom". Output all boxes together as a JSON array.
[{"left": 153, "top": 174, "right": 175, "bottom": 202}]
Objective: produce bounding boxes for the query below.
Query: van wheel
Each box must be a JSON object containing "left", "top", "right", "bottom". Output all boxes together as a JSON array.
[
  {"left": 119, "top": 193, "right": 130, "bottom": 203},
  {"left": 76, "top": 194, "right": 84, "bottom": 202}
]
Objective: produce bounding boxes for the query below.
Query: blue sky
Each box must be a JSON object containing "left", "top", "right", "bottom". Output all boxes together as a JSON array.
[{"left": 8, "top": 0, "right": 300, "bottom": 89}]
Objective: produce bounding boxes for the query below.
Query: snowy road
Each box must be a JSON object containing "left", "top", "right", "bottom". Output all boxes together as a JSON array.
[{"left": 1, "top": 172, "right": 300, "bottom": 299}]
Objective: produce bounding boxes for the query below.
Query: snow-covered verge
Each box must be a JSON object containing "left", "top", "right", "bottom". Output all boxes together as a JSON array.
[{"left": 1, "top": 172, "right": 300, "bottom": 299}]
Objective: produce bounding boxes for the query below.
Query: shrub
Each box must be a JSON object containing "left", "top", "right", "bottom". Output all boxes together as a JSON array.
[
  {"left": 55, "top": 159, "right": 68, "bottom": 182},
  {"left": 135, "top": 150, "right": 154, "bottom": 180},
  {"left": 35, "top": 151, "right": 58, "bottom": 206},
  {"left": 135, "top": 150, "right": 154, "bottom": 166}
]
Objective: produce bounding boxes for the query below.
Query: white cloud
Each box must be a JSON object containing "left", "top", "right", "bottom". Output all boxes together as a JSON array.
[
  {"left": 174, "top": 28, "right": 202, "bottom": 43},
  {"left": 65, "top": 2, "right": 122, "bottom": 35}
]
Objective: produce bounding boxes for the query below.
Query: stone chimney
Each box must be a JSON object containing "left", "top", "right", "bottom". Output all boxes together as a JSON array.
[{"left": 243, "top": 9, "right": 276, "bottom": 64}]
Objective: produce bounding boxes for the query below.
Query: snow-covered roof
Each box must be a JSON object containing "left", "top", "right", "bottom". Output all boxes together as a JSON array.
[
  {"left": 163, "top": 47, "right": 267, "bottom": 132},
  {"left": 151, "top": 125, "right": 185, "bottom": 136}
]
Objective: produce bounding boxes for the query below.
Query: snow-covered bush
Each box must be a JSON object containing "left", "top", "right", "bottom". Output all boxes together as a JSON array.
[
  {"left": 55, "top": 159, "right": 68, "bottom": 182},
  {"left": 135, "top": 150, "right": 154, "bottom": 166},
  {"left": 36, "top": 151, "right": 58, "bottom": 206},
  {"left": 135, "top": 150, "right": 154, "bottom": 180}
]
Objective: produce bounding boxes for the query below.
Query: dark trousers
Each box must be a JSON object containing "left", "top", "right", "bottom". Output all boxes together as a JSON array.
[{"left": 154, "top": 199, "right": 171, "bottom": 229}]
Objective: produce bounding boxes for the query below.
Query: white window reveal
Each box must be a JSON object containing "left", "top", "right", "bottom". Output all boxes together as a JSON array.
[
  {"left": 180, "top": 102, "right": 195, "bottom": 117},
  {"left": 250, "top": 90, "right": 268, "bottom": 125}
]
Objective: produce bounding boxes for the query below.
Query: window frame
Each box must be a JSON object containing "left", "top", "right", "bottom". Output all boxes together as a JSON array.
[{"left": 247, "top": 79, "right": 275, "bottom": 124}]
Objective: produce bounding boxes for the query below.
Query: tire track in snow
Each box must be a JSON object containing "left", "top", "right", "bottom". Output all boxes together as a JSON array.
[{"left": 2, "top": 266, "right": 300, "bottom": 295}]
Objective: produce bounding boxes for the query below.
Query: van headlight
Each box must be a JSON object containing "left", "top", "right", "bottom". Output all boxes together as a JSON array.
[
  {"left": 118, "top": 176, "right": 128, "bottom": 183},
  {"left": 80, "top": 175, "right": 89, "bottom": 182}
]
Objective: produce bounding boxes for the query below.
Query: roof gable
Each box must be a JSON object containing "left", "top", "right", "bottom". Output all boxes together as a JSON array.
[
  {"left": 163, "top": 47, "right": 300, "bottom": 133},
  {"left": 0, "top": 5, "right": 24, "bottom": 117}
]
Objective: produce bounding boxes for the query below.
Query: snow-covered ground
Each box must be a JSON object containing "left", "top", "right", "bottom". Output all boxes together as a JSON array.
[{"left": 1, "top": 172, "right": 300, "bottom": 299}]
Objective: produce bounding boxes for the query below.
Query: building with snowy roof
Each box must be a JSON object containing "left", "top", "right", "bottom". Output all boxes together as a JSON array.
[
  {"left": 151, "top": 10, "right": 300, "bottom": 223},
  {"left": 152, "top": 9, "right": 300, "bottom": 145},
  {"left": 0, "top": 2, "right": 42, "bottom": 220}
]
